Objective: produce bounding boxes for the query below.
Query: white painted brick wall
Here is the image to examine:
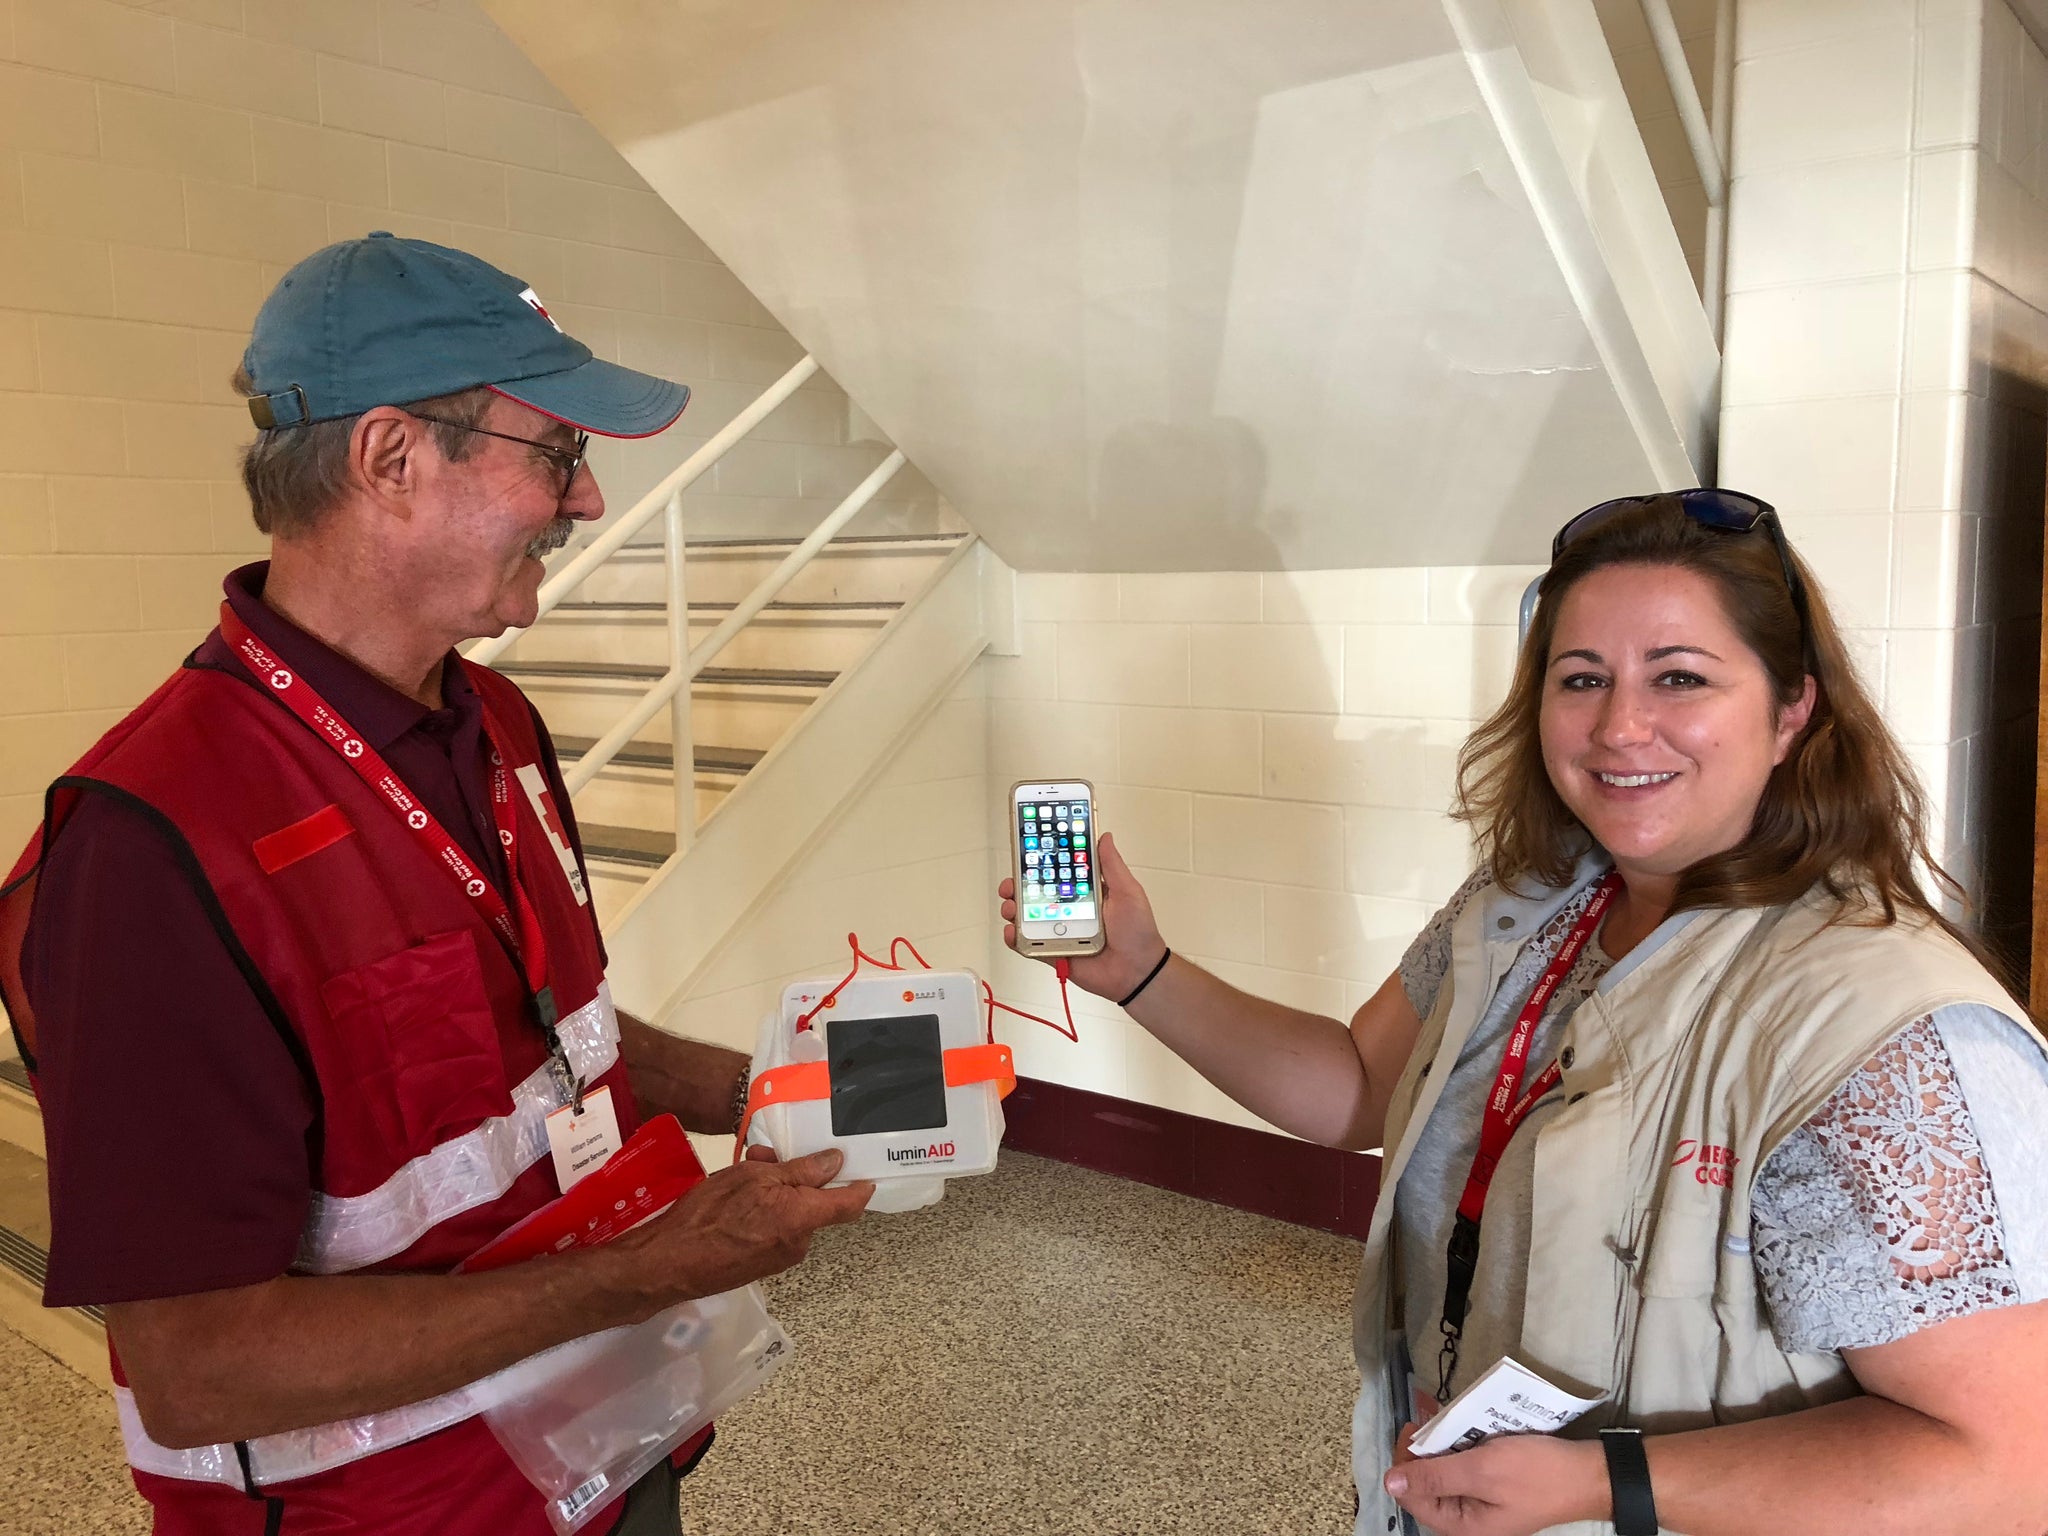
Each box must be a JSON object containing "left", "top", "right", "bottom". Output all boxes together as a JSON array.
[
  {"left": 974, "top": 567, "right": 1535, "bottom": 1130},
  {"left": 1718, "top": 0, "right": 2045, "bottom": 964}
]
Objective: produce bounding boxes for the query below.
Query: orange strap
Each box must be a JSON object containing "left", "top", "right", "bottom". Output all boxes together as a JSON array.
[
  {"left": 944, "top": 1042, "right": 1015, "bottom": 1099},
  {"left": 734, "top": 1061, "right": 829, "bottom": 1153},
  {"left": 733, "top": 1045, "right": 1015, "bottom": 1159},
  {"left": 749, "top": 1060, "right": 831, "bottom": 1111}
]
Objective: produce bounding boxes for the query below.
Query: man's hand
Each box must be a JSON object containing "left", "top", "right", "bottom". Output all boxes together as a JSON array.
[
  {"left": 625, "top": 1146, "right": 873, "bottom": 1299},
  {"left": 1383, "top": 1425, "right": 1606, "bottom": 1536},
  {"left": 998, "top": 831, "right": 1166, "bottom": 1000}
]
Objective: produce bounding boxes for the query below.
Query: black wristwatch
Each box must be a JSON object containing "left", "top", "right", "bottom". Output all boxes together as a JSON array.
[{"left": 1600, "top": 1428, "right": 1659, "bottom": 1536}]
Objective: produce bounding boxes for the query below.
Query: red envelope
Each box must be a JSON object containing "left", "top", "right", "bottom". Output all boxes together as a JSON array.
[{"left": 458, "top": 1113, "right": 705, "bottom": 1274}]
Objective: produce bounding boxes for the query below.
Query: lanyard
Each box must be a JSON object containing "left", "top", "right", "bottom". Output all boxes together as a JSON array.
[
  {"left": 1435, "top": 869, "right": 1620, "bottom": 1401},
  {"left": 219, "top": 603, "right": 578, "bottom": 1100}
]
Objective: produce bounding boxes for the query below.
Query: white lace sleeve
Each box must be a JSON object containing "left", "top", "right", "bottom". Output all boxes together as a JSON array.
[
  {"left": 1751, "top": 1014, "right": 2023, "bottom": 1354},
  {"left": 1397, "top": 865, "right": 1492, "bottom": 1021}
]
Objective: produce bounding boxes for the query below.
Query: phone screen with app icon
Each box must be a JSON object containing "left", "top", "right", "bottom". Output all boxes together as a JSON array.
[{"left": 1014, "top": 785, "right": 1096, "bottom": 931}]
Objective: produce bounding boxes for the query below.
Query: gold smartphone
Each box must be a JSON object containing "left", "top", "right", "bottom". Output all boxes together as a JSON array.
[{"left": 1009, "top": 779, "right": 1106, "bottom": 957}]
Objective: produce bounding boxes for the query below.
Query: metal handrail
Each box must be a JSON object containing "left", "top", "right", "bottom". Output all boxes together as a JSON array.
[
  {"left": 662, "top": 487, "right": 696, "bottom": 853},
  {"left": 466, "top": 354, "right": 821, "bottom": 667},
  {"left": 562, "top": 449, "right": 907, "bottom": 796},
  {"left": 1702, "top": 0, "right": 1735, "bottom": 346},
  {"left": 461, "top": 345, "right": 907, "bottom": 857},
  {"left": 1638, "top": 0, "right": 1725, "bottom": 208}
]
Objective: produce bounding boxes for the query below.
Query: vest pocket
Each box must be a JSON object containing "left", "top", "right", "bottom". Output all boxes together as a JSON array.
[
  {"left": 320, "top": 930, "right": 514, "bottom": 1162},
  {"left": 1638, "top": 1204, "right": 1721, "bottom": 1298},
  {"left": 1628, "top": 1203, "right": 1729, "bottom": 1422}
]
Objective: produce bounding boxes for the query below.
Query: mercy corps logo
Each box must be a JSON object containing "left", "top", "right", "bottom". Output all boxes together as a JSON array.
[
  {"left": 886, "top": 1142, "right": 957, "bottom": 1164},
  {"left": 1671, "top": 1139, "right": 1740, "bottom": 1187}
]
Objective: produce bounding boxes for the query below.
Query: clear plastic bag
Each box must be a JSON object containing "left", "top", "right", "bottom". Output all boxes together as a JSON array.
[{"left": 475, "top": 1284, "right": 790, "bottom": 1534}]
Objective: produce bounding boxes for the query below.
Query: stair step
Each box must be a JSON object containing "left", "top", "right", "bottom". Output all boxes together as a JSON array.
[
  {"left": 0, "top": 1058, "right": 40, "bottom": 1163},
  {"left": 512, "top": 681, "right": 809, "bottom": 754},
  {"left": 502, "top": 604, "right": 894, "bottom": 674},
  {"left": 553, "top": 737, "right": 762, "bottom": 776},
  {"left": 552, "top": 600, "right": 904, "bottom": 614},
  {"left": 579, "top": 823, "right": 677, "bottom": 869},
  {"left": 580, "top": 536, "right": 965, "bottom": 608},
  {"left": 0, "top": 1225, "right": 95, "bottom": 1324},
  {"left": 680, "top": 532, "right": 965, "bottom": 552},
  {"left": 0, "top": 1126, "right": 103, "bottom": 1363},
  {"left": 494, "top": 661, "right": 838, "bottom": 689}
]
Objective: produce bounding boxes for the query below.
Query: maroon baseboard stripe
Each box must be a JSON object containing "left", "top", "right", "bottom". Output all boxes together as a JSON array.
[{"left": 1004, "top": 1075, "right": 1381, "bottom": 1240}]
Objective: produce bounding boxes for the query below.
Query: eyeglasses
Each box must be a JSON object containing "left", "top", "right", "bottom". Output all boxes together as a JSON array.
[
  {"left": 408, "top": 412, "right": 589, "bottom": 499},
  {"left": 1552, "top": 487, "right": 1811, "bottom": 650}
]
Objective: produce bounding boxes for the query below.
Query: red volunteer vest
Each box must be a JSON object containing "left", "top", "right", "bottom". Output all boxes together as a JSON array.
[{"left": 0, "top": 651, "right": 709, "bottom": 1535}]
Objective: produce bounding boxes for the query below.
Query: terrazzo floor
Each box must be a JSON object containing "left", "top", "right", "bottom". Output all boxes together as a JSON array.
[{"left": 0, "top": 1152, "right": 1363, "bottom": 1536}]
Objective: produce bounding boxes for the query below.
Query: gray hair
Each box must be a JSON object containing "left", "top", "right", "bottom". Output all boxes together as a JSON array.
[{"left": 230, "top": 364, "right": 494, "bottom": 538}]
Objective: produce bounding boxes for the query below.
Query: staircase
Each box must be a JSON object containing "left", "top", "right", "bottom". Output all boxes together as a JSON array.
[{"left": 494, "top": 530, "right": 971, "bottom": 926}]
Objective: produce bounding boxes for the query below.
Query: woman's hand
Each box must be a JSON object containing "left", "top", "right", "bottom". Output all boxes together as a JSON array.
[
  {"left": 1384, "top": 1425, "right": 1606, "bottom": 1536},
  {"left": 998, "top": 831, "right": 1166, "bottom": 1002}
]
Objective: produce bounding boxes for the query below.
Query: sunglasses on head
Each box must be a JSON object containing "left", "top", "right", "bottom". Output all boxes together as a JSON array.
[{"left": 1552, "top": 488, "right": 1811, "bottom": 647}]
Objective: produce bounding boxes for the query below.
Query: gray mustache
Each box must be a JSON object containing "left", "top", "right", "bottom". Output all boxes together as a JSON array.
[{"left": 525, "top": 518, "right": 575, "bottom": 560}]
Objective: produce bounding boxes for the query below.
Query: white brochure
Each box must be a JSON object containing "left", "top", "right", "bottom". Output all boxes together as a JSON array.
[{"left": 1408, "top": 1356, "right": 1606, "bottom": 1457}]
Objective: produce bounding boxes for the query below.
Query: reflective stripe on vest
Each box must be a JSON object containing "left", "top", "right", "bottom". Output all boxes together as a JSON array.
[
  {"left": 121, "top": 985, "right": 622, "bottom": 1487},
  {"left": 295, "top": 984, "right": 621, "bottom": 1276},
  {"left": 115, "top": 1378, "right": 485, "bottom": 1491}
]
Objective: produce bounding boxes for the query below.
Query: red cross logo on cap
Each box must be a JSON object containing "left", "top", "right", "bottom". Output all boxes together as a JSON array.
[{"left": 516, "top": 287, "right": 563, "bottom": 334}]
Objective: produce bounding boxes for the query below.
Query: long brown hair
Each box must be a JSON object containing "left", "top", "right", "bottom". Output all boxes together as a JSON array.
[{"left": 1454, "top": 495, "right": 1992, "bottom": 967}]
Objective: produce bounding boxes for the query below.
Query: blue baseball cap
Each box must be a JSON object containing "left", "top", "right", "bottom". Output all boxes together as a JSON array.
[{"left": 240, "top": 232, "right": 689, "bottom": 438}]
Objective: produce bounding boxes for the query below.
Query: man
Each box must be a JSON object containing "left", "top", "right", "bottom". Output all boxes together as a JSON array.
[{"left": 0, "top": 233, "right": 872, "bottom": 1535}]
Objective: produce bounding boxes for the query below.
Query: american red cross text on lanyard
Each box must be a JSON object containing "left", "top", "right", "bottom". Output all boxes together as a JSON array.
[
  {"left": 218, "top": 603, "right": 583, "bottom": 1109},
  {"left": 1435, "top": 869, "right": 1621, "bottom": 1403}
]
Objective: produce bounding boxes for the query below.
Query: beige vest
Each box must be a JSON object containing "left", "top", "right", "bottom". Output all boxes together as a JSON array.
[{"left": 1348, "top": 857, "right": 2043, "bottom": 1536}]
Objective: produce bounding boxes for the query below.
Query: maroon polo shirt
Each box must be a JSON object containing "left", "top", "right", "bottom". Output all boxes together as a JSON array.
[{"left": 24, "top": 563, "right": 596, "bottom": 1307}]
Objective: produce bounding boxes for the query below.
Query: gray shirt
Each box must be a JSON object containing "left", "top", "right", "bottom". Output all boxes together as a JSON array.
[{"left": 1391, "top": 865, "right": 2048, "bottom": 1417}]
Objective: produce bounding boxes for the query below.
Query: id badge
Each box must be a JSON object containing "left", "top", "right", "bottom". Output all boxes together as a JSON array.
[{"left": 545, "top": 1084, "right": 622, "bottom": 1192}]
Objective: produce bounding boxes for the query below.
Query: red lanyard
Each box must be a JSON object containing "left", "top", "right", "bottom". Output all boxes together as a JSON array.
[
  {"left": 1454, "top": 870, "right": 1619, "bottom": 1225},
  {"left": 1436, "top": 869, "right": 1620, "bottom": 1399},
  {"left": 219, "top": 604, "right": 573, "bottom": 1086}
]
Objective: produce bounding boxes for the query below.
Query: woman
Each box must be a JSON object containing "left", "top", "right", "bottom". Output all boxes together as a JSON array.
[{"left": 999, "top": 492, "right": 2048, "bottom": 1536}]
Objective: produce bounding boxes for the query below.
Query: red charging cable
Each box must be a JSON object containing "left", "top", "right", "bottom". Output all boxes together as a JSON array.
[{"left": 794, "top": 933, "right": 1078, "bottom": 1043}]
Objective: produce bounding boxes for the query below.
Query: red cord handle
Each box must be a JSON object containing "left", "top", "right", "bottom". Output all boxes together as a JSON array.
[{"left": 795, "top": 933, "right": 1079, "bottom": 1043}]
